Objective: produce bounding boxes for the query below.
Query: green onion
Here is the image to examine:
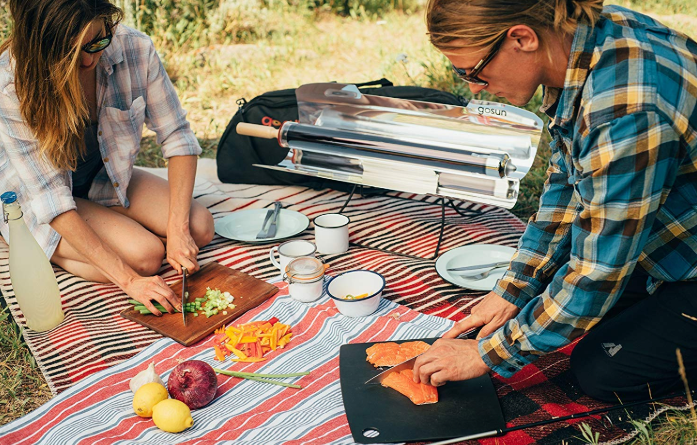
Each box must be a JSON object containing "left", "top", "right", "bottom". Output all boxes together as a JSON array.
[
  {"left": 221, "top": 370, "right": 310, "bottom": 378},
  {"left": 213, "top": 368, "right": 309, "bottom": 389},
  {"left": 131, "top": 302, "right": 198, "bottom": 314}
]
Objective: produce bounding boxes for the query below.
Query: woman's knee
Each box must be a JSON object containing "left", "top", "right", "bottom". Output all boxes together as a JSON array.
[
  {"left": 189, "top": 204, "right": 215, "bottom": 247},
  {"left": 125, "top": 235, "right": 166, "bottom": 276}
]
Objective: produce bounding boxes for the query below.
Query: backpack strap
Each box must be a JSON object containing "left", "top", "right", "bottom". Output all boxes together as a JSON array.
[{"left": 353, "top": 78, "right": 394, "bottom": 88}]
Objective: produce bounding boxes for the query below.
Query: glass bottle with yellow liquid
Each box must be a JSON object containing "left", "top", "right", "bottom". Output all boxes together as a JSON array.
[{"left": 1, "top": 191, "right": 64, "bottom": 331}]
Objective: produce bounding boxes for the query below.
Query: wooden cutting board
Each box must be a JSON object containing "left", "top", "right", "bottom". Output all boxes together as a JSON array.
[
  {"left": 120, "top": 262, "right": 279, "bottom": 346},
  {"left": 340, "top": 338, "right": 505, "bottom": 443}
]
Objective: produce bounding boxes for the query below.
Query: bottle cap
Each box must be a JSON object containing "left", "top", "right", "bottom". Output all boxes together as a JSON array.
[{"left": 1, "top": 191, "right": 17, "bottom": 204}]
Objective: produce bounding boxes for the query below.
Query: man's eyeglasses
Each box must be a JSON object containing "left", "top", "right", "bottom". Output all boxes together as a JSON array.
[
  {"left": 82, "top": 22, "right": 113, "bottom": 54},
  {"left": 451, "top": 32, "right": 507, "bottom": 86}
]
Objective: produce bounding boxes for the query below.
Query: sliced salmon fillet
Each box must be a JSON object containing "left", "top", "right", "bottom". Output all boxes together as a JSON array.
[
  {"left": 365, "top": 341, "right": 430, "bottom": 367},
  {"left": 381, "top": 369, "right": 438, "bottom": 405}
]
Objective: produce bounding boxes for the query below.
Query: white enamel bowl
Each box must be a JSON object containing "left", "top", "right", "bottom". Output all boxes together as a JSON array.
[{"left": 327, "top": 270, "right": 385, "bottom": 317}]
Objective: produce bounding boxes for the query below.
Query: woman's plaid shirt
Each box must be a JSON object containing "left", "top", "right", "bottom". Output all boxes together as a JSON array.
[
  {"left": 480, "top": 6, "right": 697, "bottom": 377},
  {"left": 0, "top": 26, "right": 201, "bottom": 258}
]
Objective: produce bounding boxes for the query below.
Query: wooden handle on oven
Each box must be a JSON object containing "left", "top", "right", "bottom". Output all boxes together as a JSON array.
[{"left": 236, "top": 123, "right": 280, "bottom": 139}]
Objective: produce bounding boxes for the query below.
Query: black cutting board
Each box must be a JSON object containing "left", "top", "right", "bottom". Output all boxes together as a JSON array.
[{"left": 340, "top": 338, "right": 505, "bottom": 444}]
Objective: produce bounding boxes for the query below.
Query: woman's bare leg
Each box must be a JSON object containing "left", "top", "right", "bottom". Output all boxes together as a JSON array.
[
  {"left": 51, "top": 198, "right": 166, "bottom": 282},
  {"left": 51, "top": 169, "right": 213, "bottom": 282},
  {"left": 108, "top": 169, "right": 215, "bottom": 247}
]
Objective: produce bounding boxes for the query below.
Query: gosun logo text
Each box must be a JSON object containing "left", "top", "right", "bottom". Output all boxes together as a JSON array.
[
  {"left": 477, "top": 106, "right": 507, "bottom": 117},
  {"left": 261, "top": 116, "right": 299, "bottom": 128}
]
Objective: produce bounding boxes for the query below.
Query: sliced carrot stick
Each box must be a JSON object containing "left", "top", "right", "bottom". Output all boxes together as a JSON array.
[{"left": 214, "top": 345, "right": 225, "bottom": 362}]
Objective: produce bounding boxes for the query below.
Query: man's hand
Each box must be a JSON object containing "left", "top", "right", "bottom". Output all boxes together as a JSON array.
[
  {"left": 166, "top": 229, "right": 200, "bottom": 274},
  {"left": 125, "top": 275, "right": 180, "bottom": 316},
  {"left": 412, "top": 339, "right": 489, "bottom": 386},
  {"left": 444, "top": 292, "right": 520, "bottom": 340}
]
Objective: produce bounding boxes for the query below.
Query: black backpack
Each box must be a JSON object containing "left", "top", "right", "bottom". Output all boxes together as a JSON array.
[{"left": 216, "top": 78, "right": 467, "bottom": 190}]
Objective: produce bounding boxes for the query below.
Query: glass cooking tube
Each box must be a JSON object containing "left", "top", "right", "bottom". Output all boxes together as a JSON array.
[{"left": 277, "top": 122, "right": 515, "bottom": 178}]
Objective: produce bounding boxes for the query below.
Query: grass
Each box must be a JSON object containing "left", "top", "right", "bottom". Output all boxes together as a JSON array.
[
  {"left": 1, "top": 0, "right": 696, "bottom": 440},
  {"left": 0, "top": 306, "right": 52, "bottom": 425}
]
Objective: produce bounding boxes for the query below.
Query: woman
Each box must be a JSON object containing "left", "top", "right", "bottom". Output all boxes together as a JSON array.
[
  {"left": 413, "top": 0, "right": 697, "bottom": 402},
  {"left": 0, "top": 0, "right": 215, "bottom": 316}
]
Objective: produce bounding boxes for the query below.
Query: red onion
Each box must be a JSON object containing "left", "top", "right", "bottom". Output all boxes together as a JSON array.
[{"left": 167, "top": 360, "right": 218, "bottom": 409}]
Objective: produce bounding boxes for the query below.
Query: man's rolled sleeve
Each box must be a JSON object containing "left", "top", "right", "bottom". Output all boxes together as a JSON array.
[
  {"left": 143, "top": 38, "right": 201, "bottom": 159},
  {"left": 491, "top": 148, "right": 578, "bottom": 308},
  {"left": 493, "top": 268, "right": 547, "bottom": 309},
  {"left": 479, "top": 328, "right": 530, "bottom": 378}
]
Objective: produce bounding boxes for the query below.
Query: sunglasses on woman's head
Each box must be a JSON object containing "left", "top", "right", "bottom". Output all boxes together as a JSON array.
[
  {"left": 451, "top": 32, "right": 508, "bottom": 86},
  {"left": 81, "top": 24, "right": 113, "bottom": 54}
]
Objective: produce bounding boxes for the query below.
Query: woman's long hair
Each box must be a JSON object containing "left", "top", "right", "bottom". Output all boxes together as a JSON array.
[
  {"left": 0, "top": 0, "right": 123, "bottom": 171},
  {"left": 426, "top": 0, "right": 604, "bottom": 55}
]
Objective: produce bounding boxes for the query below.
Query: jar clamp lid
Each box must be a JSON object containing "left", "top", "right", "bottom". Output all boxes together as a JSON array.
[{"left": 284, "top": 257, "right": 325, "bottom": 284}]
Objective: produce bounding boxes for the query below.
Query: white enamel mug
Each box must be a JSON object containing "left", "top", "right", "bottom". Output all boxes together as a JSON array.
[
  {"left": 314, "top": 213, "right": 350, "bottom": 254},
  {"left": 270, "top": 239, "right": 317, "bottom": 273}
]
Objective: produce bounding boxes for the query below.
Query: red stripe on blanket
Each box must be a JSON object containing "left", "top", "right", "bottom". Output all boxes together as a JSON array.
[{"left": 288, "top": 415, "right": 352, "bottom": 444}]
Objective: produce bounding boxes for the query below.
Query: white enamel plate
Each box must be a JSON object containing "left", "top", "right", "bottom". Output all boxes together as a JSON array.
[
  {"left": 214, "top": 209, "right": 310, "bottom": 243},
  {"left": 435, "top": 244, "right": 516, "bottom": 291}
]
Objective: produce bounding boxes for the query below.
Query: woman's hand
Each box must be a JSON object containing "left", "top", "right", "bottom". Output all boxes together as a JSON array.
[
  {"left": 166, "top": 228, "right": 200, "bottom": 274},
  {"left": 443, "top": 291, "right": 520, "bottom": 340},
  {"left": 125, "top": 275, "right": 180, "bottom": 316},
  {"left": 412, "top": 339, "right": 490, "bottom": 386}
]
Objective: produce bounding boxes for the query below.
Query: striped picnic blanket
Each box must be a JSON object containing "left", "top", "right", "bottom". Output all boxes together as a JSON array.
[
  {"left": 0, "top": 162, "right": 690, "bottom": 444},
  {"left": 0, "top": 171, "right": 523, "bottom": 394},
  {"left": 0, "top": 285, "right": 454, "bottom": 445}
]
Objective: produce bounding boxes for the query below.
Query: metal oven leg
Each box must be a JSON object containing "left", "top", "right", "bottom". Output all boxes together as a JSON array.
[{"left": 335, "top": 184, "right": 447, "bottom": 261}]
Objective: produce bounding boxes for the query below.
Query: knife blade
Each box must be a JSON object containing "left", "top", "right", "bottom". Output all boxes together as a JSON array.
[
  {"left": 365, "top": 355, "right": 421, "bottom": 385},
  {"left": 364, "top": 328, "right": 482, "bottom": 385},
  {"left": 265, "top": 202, "right": 282, "bottom": 239},
  {"left": 181, "top": 266, "right": 188, "bottom": 326},
  {"left": 255, "top": 207, "right": 275, "bottom": 239}
]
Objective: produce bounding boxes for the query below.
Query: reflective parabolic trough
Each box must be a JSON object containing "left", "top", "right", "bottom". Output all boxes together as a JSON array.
[{"left": 254, "top": 83, "right": 544, "bottom": 209}]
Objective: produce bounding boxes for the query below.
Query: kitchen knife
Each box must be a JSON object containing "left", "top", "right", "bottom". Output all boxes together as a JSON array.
[
  {"left": 364, "top": 327, "right": 483, "bottom": 385},
  {"left": 365, "top": 354, "right": 422, "bottom": 385},
  {"left": 265, "top": 201, "right": 282, "bottom": 239},
  {"left": 181, "top": 266, "right": 188, "bottom": 326},
  {"left": 255, "top": 207, "right": 275, "bottom": 239}
]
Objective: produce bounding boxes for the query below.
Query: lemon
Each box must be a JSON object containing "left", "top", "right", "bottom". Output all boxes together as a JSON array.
[
  {"left": 152, "top": 399, "right": 194, "bottom": 433},
  {"left": 132, "top": 382, "right": 168, "bottom": 418}
]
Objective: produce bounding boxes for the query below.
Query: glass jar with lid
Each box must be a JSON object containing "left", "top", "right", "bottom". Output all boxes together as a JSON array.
[{"left": 284, "top": 256, "right": 325, "bottom": 303}]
